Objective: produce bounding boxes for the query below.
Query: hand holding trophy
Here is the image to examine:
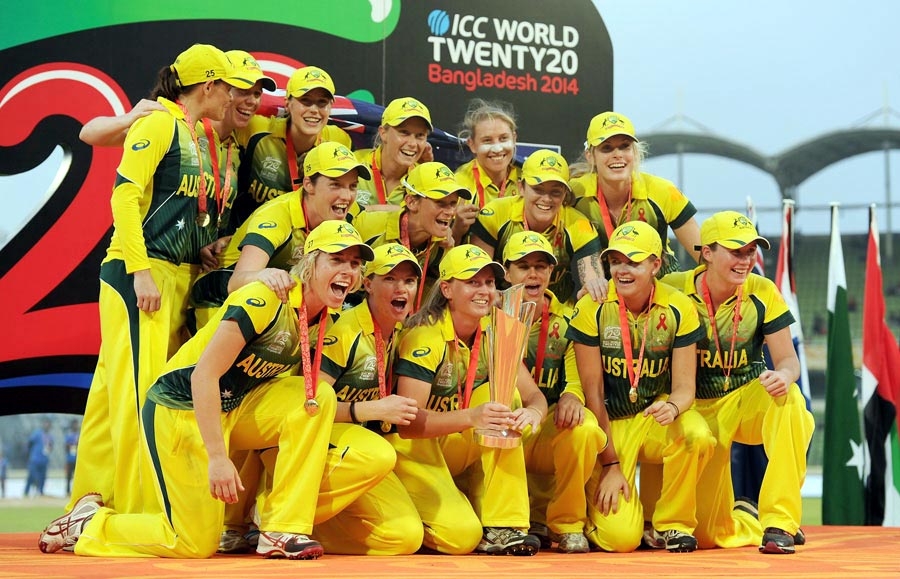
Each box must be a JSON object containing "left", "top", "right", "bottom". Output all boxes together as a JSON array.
[{"left": 474, "top": 283, "right": 536, "bottom": 448}]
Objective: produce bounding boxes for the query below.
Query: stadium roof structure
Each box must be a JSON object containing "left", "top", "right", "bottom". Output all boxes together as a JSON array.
[{"left": 641, "top": 126, "right": 900, "bottom": 198}]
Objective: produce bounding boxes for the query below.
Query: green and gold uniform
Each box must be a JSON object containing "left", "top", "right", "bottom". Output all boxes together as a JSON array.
[
  {"left": 70, "top": 98, "right": 227, "bottom": 515},
  {"left": 567, "top": 280, "right": 713, "bottom": 552},
  {"left": 312, "top": 301, "right": 423, "bottom": 555},
  {"left": 454, "top": 159, "right": 520, "bottom": 208},
  {"left": 352, "top": 208, "right": 446, "bottom": 301},
  {"left": 231, "top": 115, "right": 350, "bottom": 233},
  {"left": 76, "top": 281, "right": 335, "bottom": 558},
  {"left": 392, "top": 309, "right": 531, "bottom": 554},
  {"left": 469, "top": 196, "right": 601, "bottom": 304},
  {"left": 662, "top": 267, "right": 815, "bottom": 548},
  {"left": 354, "top": 147, "right": 410, "bottom": 209},
  {"left": 570, "top": 172, "right": 696, "bottom": 276},
  {"left": 521, "top": 290, "right": 606, "bottom": 537}
]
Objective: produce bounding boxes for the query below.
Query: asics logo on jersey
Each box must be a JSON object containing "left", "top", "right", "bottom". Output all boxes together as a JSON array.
[
  {"left": 322, "top": 336, "right": 338, "bottom": 346},
  {"left": 257, "top": 221, "right": 278, "bottom": 229},
  {"left": 132, "top": 139, "right": 150, "bottom": 151},
  {"left": 246, "top": 297, "right": 266, "bottom": 307},
  {"left": 412, "top": 346, "right": 432, "bottom": 357}
]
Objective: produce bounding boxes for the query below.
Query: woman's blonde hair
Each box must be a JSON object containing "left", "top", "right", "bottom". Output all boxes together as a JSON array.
[
  {"left": 404, "top": 282, "right": 448, "bottom": 329},
  {"left": 586, "top": 140, "right": 649, "bottom": 175},
  {"left": 289, "top": 247, "right": 363, "bottom": 294},
  {"left": 457, "top": 98, "right": 517, "bottom": 144}
]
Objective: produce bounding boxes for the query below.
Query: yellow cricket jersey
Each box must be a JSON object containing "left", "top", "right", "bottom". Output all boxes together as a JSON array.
[
  {"left": 570, "top": 172, "right": 696, "bottom": 275},
  {"left": 352, "top": 208, "right": 446, "bottom": 287},
  {"left": 394, "top": 310, "right": 490, "bottom": 413},
  {"left": 661, "top": 267, "right": 794, "bottom": 399},
  {"left": 354, "top": 147, "right": 410, "bottom": 209},
  {"left": 566, "top": 279, "right": 704, "bottom": 418},
  {"left": 469, "top": 196, "right": 601, "bottom": 302},
  {"left": 219, "top": 190, "right": 309, "bottom": 270},
  {"left": 107, "top": 98, "right": 224, "bottom": 272},
  {"left": 454, "top": 159, "right": 520, "bottom": 208},
  {"left": 147, "top": 280, "right": 308, "bottom": 412},
  {"left": 525, "top": 290, "right": 583, "bottom": 406}
]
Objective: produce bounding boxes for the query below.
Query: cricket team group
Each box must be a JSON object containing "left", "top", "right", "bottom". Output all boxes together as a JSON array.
[{"left": 36, "top": 43, "right": 814, "bottom": 560}]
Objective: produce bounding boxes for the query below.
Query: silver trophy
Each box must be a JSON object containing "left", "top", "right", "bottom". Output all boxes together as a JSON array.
[{"left": 475, "top": 283, "right": 537, "bottom": 448}]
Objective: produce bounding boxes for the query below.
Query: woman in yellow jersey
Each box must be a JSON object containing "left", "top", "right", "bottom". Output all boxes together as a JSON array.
[
  {"left": 67, "top": 45, "right": 252, "bottom": 517},
  {"left": 355, "top": 97, "right": 433, "bottom": 210},
  {"left": 661, "top": 211, "right": 814, "bottom": 554},
  {"left": 353, "top": 161, "right": 471, "bottom": 312},
  {"left": 392, "top": 244, "right": 548, "bottom": 555},
  {"left": 469, "top": 149, "right": 605, "bottom": 305},
  {"left": 570, "top": 112, "right": 701, "bottom": 276},
  {"left": 452, "top": 99, "right": 521, "bottom": 240},
  {"left": 568, "top": 221, "right": 713, "bottom": 553},
  {"left": 312, "top": 243, "right": 424, "bottom": 554},
  {"left": 455, "top": 98, "right": 520, "bottom": 208},
  {"left": 502, "top": 231, "right": 606, "bottom": 554},
  {"left": 230, "top": 65, "right": 352, "bottom": 231},
  {"left": 39, "top": 222, "right": 374, "bottom": 560}
]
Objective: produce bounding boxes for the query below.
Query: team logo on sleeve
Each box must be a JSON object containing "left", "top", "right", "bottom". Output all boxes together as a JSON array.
[
  {"left": 246, "top": 297, "right": 266, "bottom": 307},
  {"left": 266, "top": 331, "right": 292, "bottom": 353},
  {"left": 132, "top": 139, "right": 150, "bottom": 151},
  {"left": 322, "top": 336, "right": 338, "bottom": 346},
  {"left": 412, "top": 346, "right": 432, "bottom": 358},
  {"left": 257, "top": 221, "right": 278, "bottom": 229},
  {"left": 602, "top": 326, "right": 621, "bottom": 349}
]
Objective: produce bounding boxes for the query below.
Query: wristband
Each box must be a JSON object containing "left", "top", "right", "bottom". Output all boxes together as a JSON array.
[
  {"left": 666, "top": 400, "right": 680, "bottom": 419},
  {"left": 602, "top": 460, "right": 620, "bottom": 468},
  {"left": 349, "top": 401, "right": 360, "bottom": 424}
]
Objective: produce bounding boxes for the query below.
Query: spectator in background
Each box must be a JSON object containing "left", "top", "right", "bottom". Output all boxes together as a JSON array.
[
  {"left": 0, "top": 448, "right": 8, "bottom": 498},
  {"left": 64, "top": 419, "right": 80, "bottom": 496},
  {"left": 24, "top": 419, "right": 53, "bottom": 497}
]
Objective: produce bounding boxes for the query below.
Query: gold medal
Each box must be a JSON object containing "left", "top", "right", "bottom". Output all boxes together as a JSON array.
[
  {"left": 196, "top": 211, "right": 210, "bottom": 227},
  {"left": 723, "top": 376, "right": 730, "bottom": 391},
  {"left": 381, "top": 421, "right": 392, "bottom": 433},
  {"left": 304, "top": 398, "right": 320, "bottom": 416},
  {"left": 629, "top": 387, "right": 638, "bottom": 404}
]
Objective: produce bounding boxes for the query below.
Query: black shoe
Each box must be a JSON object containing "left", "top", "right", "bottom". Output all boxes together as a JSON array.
[
  {"left": 648, "top": 528, "right": 698, "bottom": 553},
  {"left": 759, "top": 527, "right": 795, "bottom": 554},
  {"left": 528, "top": 522, "right": 553, "bottom": 550},
  {"left": 476, "top": 527, "right": 540, "bottom": 556},
  {"left": 793, "top": 527, "right": 806, "bottom": 546},
  {"left": 733, "top": 496, "right": 759, "bottom": 519}
]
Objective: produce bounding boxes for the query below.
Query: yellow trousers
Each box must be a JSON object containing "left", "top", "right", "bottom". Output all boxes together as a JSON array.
[
  {"left": 75, "top": 379, "right": 335, "bottom": 558},
  {"left": 69, "top": 259, "right": 198, "bottom": 514},
  {"left": 523, "top": 405, "right": 606, "bottom": 535},
  {"left": 693, "top": 381, "right": 814, "bottom": 548},
  {"left": 586, "top": 404, "right": 715, "bottom": 552}
]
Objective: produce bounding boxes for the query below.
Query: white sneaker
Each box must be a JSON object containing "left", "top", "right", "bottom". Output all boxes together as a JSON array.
[
  {"left": 256, "top": 531, "right": 323, "bottom": 559},
  {"left": 38, "top": 492, "right": 103, "bottom": 553}
]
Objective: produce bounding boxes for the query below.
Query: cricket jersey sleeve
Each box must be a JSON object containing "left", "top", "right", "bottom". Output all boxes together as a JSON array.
[
  {"left": 220, "top": 281, "right": 283, "bottom": 343},
  {"left": 395, "top": 325, "right": 443, "bottom": 384},
  {"left": 565, "top": 294, "right": 603, "bottom": 347}
]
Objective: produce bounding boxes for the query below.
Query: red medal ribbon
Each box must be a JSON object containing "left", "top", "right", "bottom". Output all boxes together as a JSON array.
[
  {"left": 176, "top": 102, "right": 208, "bottom": 218},
  {"left": 201, "top": 119, "right": 233, "bottom": 229},
  {"left": 371, "top": 311, "right": 394, "bottom": 400},
  {"left": 457, "top": 325, "right": 483, "bottom": 410},
  {"left": 532, "top": 298, "right": 550, "bottom": 387},
  {"left": 400, "top": 211, "right": 432, "bottom": 312},
  {"left": 595, "top": 179, "right": 633, "bottom": 241},
  {"left": 616, "top": 284, "right": 655, "bottom": 403},
  {"left": 370, "top": 150, "right": 388, "bottom": 205},
  {"left": 700, "top": 273, "right": 743, "bottom": 390},
  {"left": 285, "top": 134, "right": 302, "bottom": 192},
  {"left": 298, "top": 304, "right": 328, "bottom": 404},
  {"left": 471, "top": 163, "right": 509, "bottom": 209}
]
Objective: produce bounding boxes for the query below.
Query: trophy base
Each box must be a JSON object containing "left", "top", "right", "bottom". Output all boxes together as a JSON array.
[{"left": 474, "top": 428, "right": 522, "bottom": 449}]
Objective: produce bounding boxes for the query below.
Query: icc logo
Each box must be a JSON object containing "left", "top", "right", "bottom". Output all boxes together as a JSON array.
[{"left": 427, "top": 10, "right": 451, "bottom": 36}]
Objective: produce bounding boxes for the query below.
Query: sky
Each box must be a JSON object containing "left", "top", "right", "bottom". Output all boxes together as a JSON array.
[{"left": 593, "top": 0, "right": 900, "bottom": 237}]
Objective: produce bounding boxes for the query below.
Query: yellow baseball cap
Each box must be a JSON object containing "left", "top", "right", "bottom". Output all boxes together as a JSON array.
[
  {"left": 303, "top": 220, "right": 375, "bottom": 261},
  {"left": 304, "top": 141, "right": 371, "bottom": 180},
  {"left": 286, "top": 66, "right": 335, "bottom": 99},
  {"left": 698, "top": 211, "right": 771, "bottom": 251},
  {"left": 439, "top": 244, "right": 505, "bottom": 281},
  {"left": 600, "top": 220, "right": 662, "bottom": 262},
  {"left": 364, "top": 243, "right": 423, "bottom": 277},
  {"left": 402, "top": 162, "right": 472, "bottom": 201},
  {"left": 586, "top": 112, "right": 636, "bottom": 148},
  {"left": 225, "top": 50, "right": 277, "bottom": 92},
  {"left": 502, "top": 231, "right": 558, "bottom": 265},
  {"left": 170, "top": 44, "right": 250, "bottom": 89},
  {"left": 521, "top": 149, "right": 570, "bottom": 188},
  {"left": 382, "top": 97, "right": 433, "bottom": 130}
]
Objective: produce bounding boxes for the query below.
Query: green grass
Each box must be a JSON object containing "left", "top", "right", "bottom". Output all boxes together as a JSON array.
[
  {"left": 0, "top": 504, "right": 65, "bottom": 532},
  {"left": 0, "top": 499, "right": 825, "bottom": 534}
]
